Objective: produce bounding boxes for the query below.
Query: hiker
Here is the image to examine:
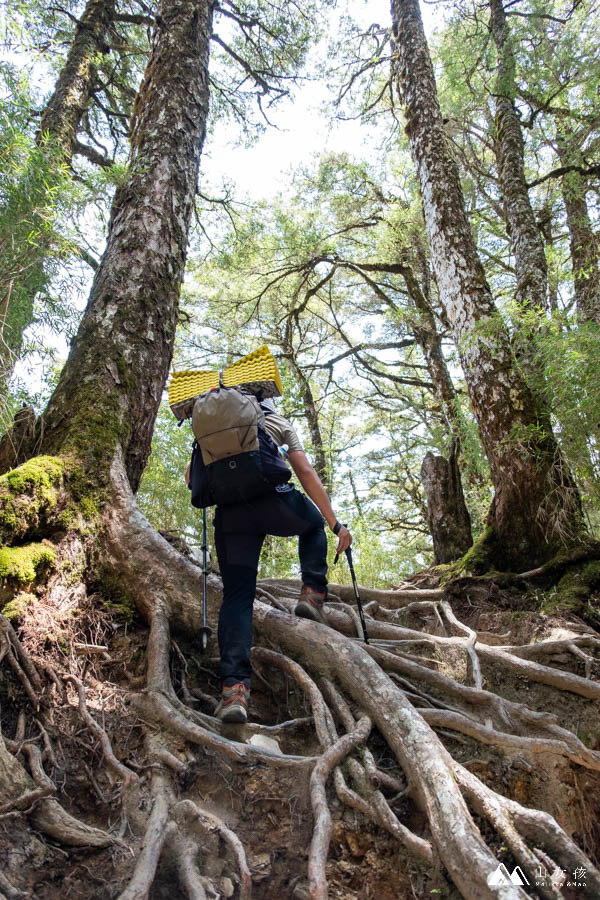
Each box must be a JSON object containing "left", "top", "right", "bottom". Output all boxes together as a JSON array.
[{"left": 185, "top": 395, "right": 352, "bottom": 724}]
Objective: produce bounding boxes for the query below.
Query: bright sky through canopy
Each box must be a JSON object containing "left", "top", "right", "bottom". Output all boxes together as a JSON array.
[{"left": 201, "top": 0, "right": 441, "bottom": 200}]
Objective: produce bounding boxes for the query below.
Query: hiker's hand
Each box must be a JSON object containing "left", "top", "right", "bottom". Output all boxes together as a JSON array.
[{"left": 336, "top": 524, "right": 352, "bottom": 555}]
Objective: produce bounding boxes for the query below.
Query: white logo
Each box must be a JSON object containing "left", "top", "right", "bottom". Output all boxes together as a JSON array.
[{"left": 488, "top": 863, "right": 530, "bottom": 887}]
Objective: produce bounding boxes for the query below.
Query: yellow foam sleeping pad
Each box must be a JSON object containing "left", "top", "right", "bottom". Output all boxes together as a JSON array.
[{"left": 168, "top": 345, "right": 283, "bottom": 421}]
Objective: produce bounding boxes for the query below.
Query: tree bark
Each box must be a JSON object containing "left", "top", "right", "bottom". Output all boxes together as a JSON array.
[
  {"left": 390, "top": 0, "right": 586, "bottom": 569},
  {"left": 0, "top": 0, "right": 118, "bottom": 392},
  {"left": 287, "top": 356, "right": 331, "bottom": 492},
  {"left": 403, "top": 256, "right": 474, "bottom": 558},
  {"left": 282, "top": 309, "right": 331, "bottom": 492},
  {"left": 556, "top": 125, "right": 600, "bottom": 325},
  {"left": 404, "top": 262, "right": 457, "bottom": 421},
  {"left": 421, "top": 444, "right": 473, "bottom": 563},
  {"left": 38, "top": 0, "right": 116, "bottom": 161},
  {"left": 36, "top": 0, "right": 213, "bottom": 491},
  {"left": 489, "top": 0, "right": 548, "bottom": 313}
]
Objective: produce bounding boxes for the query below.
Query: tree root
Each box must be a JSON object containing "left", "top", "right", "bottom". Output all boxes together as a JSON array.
[
  {"left": 64, "top": 674, "right": 138, "bottom": 784},
  {"left": 168, "top": 831, "right": 219, "bottom": 899},
  {"left": 98, "top": 466, "right": 600, "bottom": 896},
  {"left": 253, "top": 600, "right": 600, "bottom": 898},
  {"left": 252, "top": 646, "right": 335, "bottom": 748},
  {"left": 258, "top": 577, "right": 444, "bottom": 606},
  {"left": 0, "top": 870, "right": 28, "bottom": 900},
  {"left": 24, "top": 745, "right": 115, "bottom": 847},
  {"left": 5, "top": 455, "right": 597, "bottom": 897},
  {"left": 0, "top": 784, "right": 54, "bottom": 817},
  {"left": 175, "top": 799, "right": 253, "bottom": 900},
  {"left": 353, "top": 611, "right": 600, "bottom": 701},
  {"left": 0, "top": 617, "right": 41, "bottom": 708},
  {"left": 454, "top": 761, "right": 600, "bottom": 897},
  {"left": 117, "top": 775, "right": 172, "bottom": 900},
  {"left": 132, "top": 605, "right": 317, "bottom": 769},
  {"left": 133, "top": 688, "right": 315, "bottom": 769},
  {"left": 309, "top": 715, "right": 372, "bottom": 899}
]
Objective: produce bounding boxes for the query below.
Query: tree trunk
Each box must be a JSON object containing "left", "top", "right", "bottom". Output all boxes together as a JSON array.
[
  {"left": 35, "top": 0, "right": 212, "bottom": 490},
  {"left": 403, "top": 258, "right": 474, "bottom": 558},
  {"left": 38, "top": 0, "right": 116, "bottom": 161},
  {"left": 421, "top": 444, "right": 473, "bottom": 564},
  {"left": 489, "top": 0, "right": 548, "bottom": 314},
  {"left": 295, "top": 368, "right": 330, "bottom": 491},
  {"left": 390, "top": 0, "right": 586, "bottom": 569},
  {"left": 0, "top": 0, "right": 118, "bottom": 391},
  {"left": 283, "top": 335, "right": 331, "bottom": 493},
  {"left": 404, "top": 264, "right": 457, "bottom": 422},
  {"left": 556, "top": 126, "right": 600, "bottom": 325}
]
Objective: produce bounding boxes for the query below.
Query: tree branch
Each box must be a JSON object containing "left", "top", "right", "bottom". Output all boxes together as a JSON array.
[
  {"left": 73, "top": 139, "right": 114, "bottom": 168},
  {"left": 527, "top": 162, "right": 600, "bottom": 190}
]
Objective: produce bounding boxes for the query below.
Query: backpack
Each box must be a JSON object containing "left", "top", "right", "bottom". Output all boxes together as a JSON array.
[{"left": 188, "top": 387, "right": 291, "bottom": 508}]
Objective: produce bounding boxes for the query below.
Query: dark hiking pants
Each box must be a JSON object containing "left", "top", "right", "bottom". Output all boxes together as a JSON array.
[{"left": 213, "top": 485, "right": 327, "bottom": 688}]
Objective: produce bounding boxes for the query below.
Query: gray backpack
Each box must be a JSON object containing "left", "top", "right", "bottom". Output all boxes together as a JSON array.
[{"left": 189, "top": 388, "right": 290, "bottom": 507}]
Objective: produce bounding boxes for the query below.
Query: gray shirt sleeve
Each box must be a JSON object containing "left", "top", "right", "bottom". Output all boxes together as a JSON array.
[{"left": 262, "top": 412, "right": 304, "bottom": 454}]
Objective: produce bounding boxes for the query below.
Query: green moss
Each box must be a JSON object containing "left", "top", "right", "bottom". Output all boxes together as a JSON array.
[
  {"left": 0, "top": 453, "right": 105, "bottom": 545},
  {"left": 2, "top": 591, "right": 36, "bottom": 622},
  {"left": 557, "top": 560, "right": 600, "bottom": 599},
  {"left": 539, "top": 561, "right": 600, "bottom": 625},
  {"left": 0, "top": 542, "right": 56, "bottom": 582},
  {"left": 60, "top": 388, "right": 124, "bottom": 493},
  {"left": 3, "top": 456, "right": 64, "bottom": 495},
  {"left": 0, "top": 456, "right": 65, "bottom": 542},
  {"left": 95, "top": 566, "right": 137, "bottom": 624},
  {"left": 79, "top": 495, "right": 100, "bottom": 519},
  {"left": 102, "top": 595, "right": 136, "bottom": 624},
  {"left": 558, "top": 562, "right": 600, "bottom": 600},
  {"left": 577, "top": 728, "right": 600, "bottom": 750},
  {"left": 437, "top": 526, "right": 499, "bottom": 583}
]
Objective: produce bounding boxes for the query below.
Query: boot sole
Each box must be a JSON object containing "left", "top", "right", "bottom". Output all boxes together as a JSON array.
[
  {"left": 219, "top": 705, "right": 248, "bottom": 724},
  {"left": 295, "top": 600, "right": 326, "bottom": 625}
]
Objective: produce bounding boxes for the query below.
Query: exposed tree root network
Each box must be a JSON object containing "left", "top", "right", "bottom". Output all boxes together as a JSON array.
[{"left": 1, "top": 465, "right": 600, "bottom": 898}]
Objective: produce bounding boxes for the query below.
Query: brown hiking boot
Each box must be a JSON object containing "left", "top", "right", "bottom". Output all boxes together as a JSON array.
[
  {"left": 295, "top": 585, "right": 327, "bottom": 625},
  {"left": 215, "top": 683, "right": 249, "bottom": 724}
]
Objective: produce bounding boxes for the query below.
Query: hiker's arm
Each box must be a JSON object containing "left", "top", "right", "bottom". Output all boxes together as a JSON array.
[
  {"left": 287, "top": 451, "right": 352, "bottom": 553},
  {"left": 185, "top": 464, "right": 190, "bottom": 485}
]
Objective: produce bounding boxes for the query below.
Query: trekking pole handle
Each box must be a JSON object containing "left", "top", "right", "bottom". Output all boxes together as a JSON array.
[{"left": 332, "top": 522, "right": 349, "bottom": 565}]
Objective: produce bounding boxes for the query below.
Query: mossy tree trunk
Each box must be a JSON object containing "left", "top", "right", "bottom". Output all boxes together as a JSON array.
[
  {"left": 556, "top": 123, "right": 600, "bottom": 326},
  {"left": 421, "top": 446, "right": 472, "bottom": 564},
  {"left": 35, "top": 0, "right": 212, "bottom": 491},
  {"left": 390, "top": 0, "right": 586, "bottom": 570},
  {"left": 489, "top": 0, "right": 548, "bottom": 315},
  {"left": 38, "top": 0, "right": 117, "bottom": 161},
  {"left": 0, "top": 0, "right": 214, "bottom": 867},
  {"left": 0, "top": 0, "right": 118, "bottom": 389}
]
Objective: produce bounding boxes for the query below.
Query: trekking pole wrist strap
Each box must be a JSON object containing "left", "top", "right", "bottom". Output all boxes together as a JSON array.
[{"left": 332, "top": 521, "right": 342, "bottom": 535}]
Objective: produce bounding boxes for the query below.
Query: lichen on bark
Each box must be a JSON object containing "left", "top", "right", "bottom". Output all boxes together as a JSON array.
[
  {"left": 35, "top": 0, "right": 213, "bottom": 493},
  {"left": 391, "top": 0, "right": 586, "bottom": 570}
]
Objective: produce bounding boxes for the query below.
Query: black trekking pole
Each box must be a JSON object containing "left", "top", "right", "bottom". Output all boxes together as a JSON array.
[
  {"left": 334, "top": 535, "right": 369, "bottom": 644},
  {"left": 200, "top": 508, "right": 212, "bottom": 651}
]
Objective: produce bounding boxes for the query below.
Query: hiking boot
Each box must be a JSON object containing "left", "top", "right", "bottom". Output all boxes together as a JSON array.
[
  {"left": 295, "top": 585, "right": 327, "bottom": 625},
  {"left": 215, "top": 683, "right": 249, "bottom": 724}
]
